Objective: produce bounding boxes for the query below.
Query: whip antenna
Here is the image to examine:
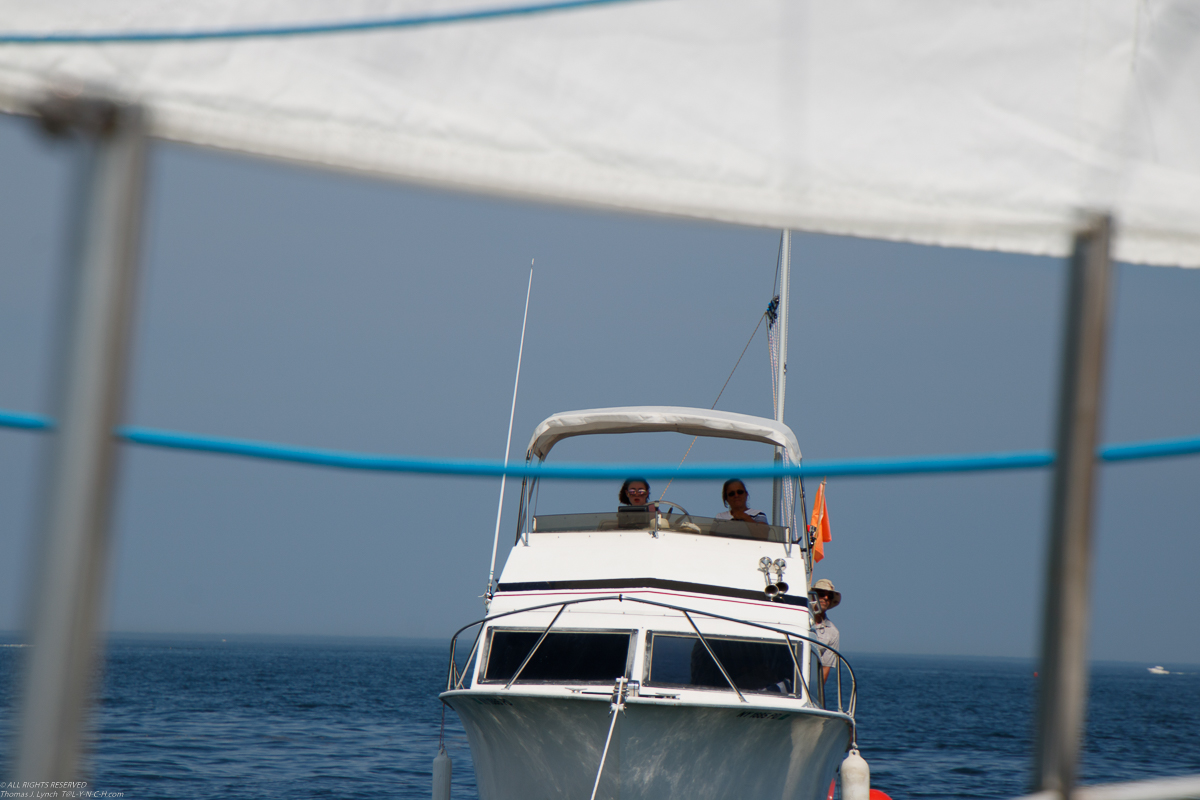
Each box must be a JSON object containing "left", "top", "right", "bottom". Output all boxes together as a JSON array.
[{"left": 484, "top": 263, "right": 533, "bottom": 609}]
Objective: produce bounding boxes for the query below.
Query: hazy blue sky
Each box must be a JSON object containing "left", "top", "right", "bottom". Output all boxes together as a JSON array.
[{"left": 1, "top": 112, "right": 1197, "bottom": 664}]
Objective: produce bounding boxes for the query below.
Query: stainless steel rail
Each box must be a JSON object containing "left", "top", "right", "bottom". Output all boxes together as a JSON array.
[
  {"left": 1035, "top": 214, "right": 1113, "bottom": 799},
  {"left": 443, "top": 594, "right": 856, "bottom": 718},
  {"left": 14, "top": 96, "right": 148, "bottom": 784},
  {"left": 503, "top": 604, "right": 567, "bottom": 689},
  {"left": 680, "top": 608, "right": 747, "bottom": 703}
]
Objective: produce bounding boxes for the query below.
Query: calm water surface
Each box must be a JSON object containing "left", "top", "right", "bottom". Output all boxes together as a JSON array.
[{"left": 2, "top": 637, "right": 1197, "bottom": 799}]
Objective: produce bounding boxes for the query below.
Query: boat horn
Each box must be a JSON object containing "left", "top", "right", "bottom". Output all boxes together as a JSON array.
[
  {"left": 772, "top": 559, "right": 789, "bottom": 597},
  {"left": 758, "top": 557, "right": 778, "bottom": 599}
]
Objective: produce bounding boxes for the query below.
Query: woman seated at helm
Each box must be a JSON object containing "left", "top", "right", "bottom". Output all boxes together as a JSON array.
[
  {"left": 620, "top": 477, "right": 703, "bottom": 533},
  {"left": 715, "top": 479, "right": 768, "bottom": 524},
  {"left": 618, "top": 477, "right": 657, "bottom": 512}
]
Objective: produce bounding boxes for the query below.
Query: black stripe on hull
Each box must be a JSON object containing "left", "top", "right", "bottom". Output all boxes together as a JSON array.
[{"left": 496, "top": 578, "right": 808, "bottom": 608}]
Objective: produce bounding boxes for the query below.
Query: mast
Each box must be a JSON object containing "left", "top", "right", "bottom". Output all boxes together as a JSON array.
[{"left": 772, "top": 230, "right": 791, "bottom": 526}]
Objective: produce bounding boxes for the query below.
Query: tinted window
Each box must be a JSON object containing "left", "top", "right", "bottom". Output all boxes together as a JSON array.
[
  {"left": 484, "top": 630, "right": 632, "bottom": 683},
  {"left": 648, "top": 634, "right": 797, "bottom": 694}
]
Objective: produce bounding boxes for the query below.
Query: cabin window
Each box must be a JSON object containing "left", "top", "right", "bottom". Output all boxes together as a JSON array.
[
  {"left": 483, "top": 629, "right": 633, "bottom": 684},
  {"left": 646, "top": 633, "right": 798, "bottom": 694}
]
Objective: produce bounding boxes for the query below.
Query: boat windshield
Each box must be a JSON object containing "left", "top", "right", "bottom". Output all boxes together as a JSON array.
[
  {"left": 531, "top": 512, "right": 790, "bottom": 543},
  {"left": 483, "top": 629, "right": 634, "bottom": 684},
  {"left": 646, "top": 632, "right": 799, "bottom": 695}
]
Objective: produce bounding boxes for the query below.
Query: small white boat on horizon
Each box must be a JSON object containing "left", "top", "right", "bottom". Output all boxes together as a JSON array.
[
  {"left": 1148, "top": 666, "right": 1169, "bottom": 675},
  {"left": 441, "top": 406, "right": 856, "bottom": 800}
]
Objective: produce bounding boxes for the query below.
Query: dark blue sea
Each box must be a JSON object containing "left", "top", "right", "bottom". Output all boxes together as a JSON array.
[{"left": 2, "top": 636, "right": 1198, "bottom": 799}]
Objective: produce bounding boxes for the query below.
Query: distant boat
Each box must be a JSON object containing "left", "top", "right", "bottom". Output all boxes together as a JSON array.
[{"left": 1148, "top": 666, "right": 1169, "bottom": 675}]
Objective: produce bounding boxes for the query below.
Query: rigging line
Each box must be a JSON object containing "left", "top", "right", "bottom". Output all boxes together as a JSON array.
[
  {"left": 772, "top": 231, "right": 783, "bottom": 298},
  {"left": 655, "top": 437, "right": 695, "bottom": 500},
  {"left": 659, "top": 240, "right": 780, "bottom": 501},
  {"left": 768, "top": 230, "right": 783, "bottom": 411},
  {"left": 658, "top": 311, "right": 765, "bottom": 500},
  {"left": 712, "top": 313, "right": 766, "bottom": 412},
  {"left": 768, "top": 311, "right": 780, "bottom": 419},
  {"left": 0, "top": 0, "right": 655, "bottom": 45}
]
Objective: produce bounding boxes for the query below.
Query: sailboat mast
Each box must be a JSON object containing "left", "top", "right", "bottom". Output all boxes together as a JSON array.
[{"left": 771, "top": 231, "right": 791, "bottom": 525}]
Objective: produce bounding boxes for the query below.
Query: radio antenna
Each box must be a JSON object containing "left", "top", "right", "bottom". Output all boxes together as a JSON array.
[{"left": 484, "top": 263, "right": 533, "bottom": 609}]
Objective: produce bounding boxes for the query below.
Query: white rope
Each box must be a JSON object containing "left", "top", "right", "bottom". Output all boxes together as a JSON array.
[
  {"left": 589, "top": 677, "right": 628, "bottom": 800},
  {"left": 768, "top": 317, "right": 780, "bottom": 414}
]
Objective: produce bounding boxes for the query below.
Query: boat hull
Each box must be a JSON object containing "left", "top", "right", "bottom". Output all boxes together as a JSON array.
[{"left": 443, "top": 691, "right": 851, "bottom": 800}]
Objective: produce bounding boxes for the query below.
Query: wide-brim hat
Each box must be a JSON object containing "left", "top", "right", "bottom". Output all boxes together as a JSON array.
[{"left": 811, "top": 579, "right": 841, "bottom": 609}]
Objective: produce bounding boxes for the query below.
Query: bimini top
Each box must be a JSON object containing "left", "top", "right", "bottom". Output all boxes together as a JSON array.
[{"left": 526, "top": 407, "right": 801, "bottom": 464}]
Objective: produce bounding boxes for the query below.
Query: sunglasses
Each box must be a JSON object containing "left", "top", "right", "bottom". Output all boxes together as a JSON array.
[
  {"left": 627, "top": 487, "right": 648, "bottom": 494},
  {"left": 726, "top": 488, "right": 747, "bottom": 497}
]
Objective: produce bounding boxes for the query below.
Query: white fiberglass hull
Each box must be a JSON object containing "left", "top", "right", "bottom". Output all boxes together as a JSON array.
[{"left": 443, "top": 691, "right": 851, "bottom": 800}]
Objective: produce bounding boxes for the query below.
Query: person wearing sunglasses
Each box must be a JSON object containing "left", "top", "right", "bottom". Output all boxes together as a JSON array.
[
  {"left": 810, "top": 578, "right": 841, "bottom": 683},
  {"left": 618, "top": 477, "right": 657, "bottom": 513},
  {"left": 714, "top": 479, "right": 768, "bottom": 524}
]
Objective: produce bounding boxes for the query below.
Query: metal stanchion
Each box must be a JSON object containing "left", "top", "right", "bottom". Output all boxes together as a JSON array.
[
  {"left": 12, "top": 96, "right": 148, "bottom": 783},
  {"left": 1033, "top": 214, "right": 1114, "bottom": 799}
]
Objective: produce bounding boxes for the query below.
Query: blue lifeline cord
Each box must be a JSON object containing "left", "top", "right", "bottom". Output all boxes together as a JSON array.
[
  {"left": 2, "top": 407, "right": 1198, "bottom": 479},
  {"left": 0, "top": 0, "right": 655, "bottom": 45}
]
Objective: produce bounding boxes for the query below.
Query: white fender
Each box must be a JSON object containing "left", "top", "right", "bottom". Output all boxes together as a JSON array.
[
  {"left": 840, "top": 748, "right": 870, "bottom": 800},
  {"left": 433, "top": 745, "right": 452, "bottom": 800}
]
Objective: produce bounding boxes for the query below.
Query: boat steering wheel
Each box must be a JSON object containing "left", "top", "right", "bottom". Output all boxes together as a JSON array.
[{"left": 656, "top": 500, "right": 698, "bottom": 531}]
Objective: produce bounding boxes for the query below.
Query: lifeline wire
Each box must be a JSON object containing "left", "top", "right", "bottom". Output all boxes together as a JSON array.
[
  {"left": 2, "top": 408, "right": 1199, "bottom": 478},
  {"left": 0, "top": 0, "right": 653, "bottom": 44}
]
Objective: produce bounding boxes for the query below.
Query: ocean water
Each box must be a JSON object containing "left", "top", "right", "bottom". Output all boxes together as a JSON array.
[
  {"left": 850, "top": 654, "right": 1200, "bottom": 797},
  {"left": 2, "top": 637, "right": 1197, "bottom": 799}
]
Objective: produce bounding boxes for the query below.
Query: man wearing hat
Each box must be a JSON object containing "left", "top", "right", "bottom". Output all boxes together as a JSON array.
[{"left": 810, "top": 579, "right": 841, "bottom": 682}]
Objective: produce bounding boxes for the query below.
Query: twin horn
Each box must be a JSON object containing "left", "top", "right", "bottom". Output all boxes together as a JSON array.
[{"left": 758, "top": 557, "right": 788, "bottom": 600}]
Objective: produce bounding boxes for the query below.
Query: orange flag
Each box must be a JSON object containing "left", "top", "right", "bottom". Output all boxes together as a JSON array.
[{"left": 809, "top": 479, "right": 832, "bottom": 563}]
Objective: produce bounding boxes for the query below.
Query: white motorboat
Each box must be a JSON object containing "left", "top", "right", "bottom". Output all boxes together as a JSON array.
[{"left": 441, "top": 406, "right": 856, "bottom": 800}]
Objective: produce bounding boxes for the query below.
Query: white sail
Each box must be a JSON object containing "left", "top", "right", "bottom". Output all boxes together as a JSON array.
[{"left": 1, "top": 0, "right": 1197, "bottom": 266}]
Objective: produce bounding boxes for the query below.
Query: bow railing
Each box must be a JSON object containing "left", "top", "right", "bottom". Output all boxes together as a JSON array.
[{"left": 444, "top": 594, "right": 856, "bottom": 717}]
